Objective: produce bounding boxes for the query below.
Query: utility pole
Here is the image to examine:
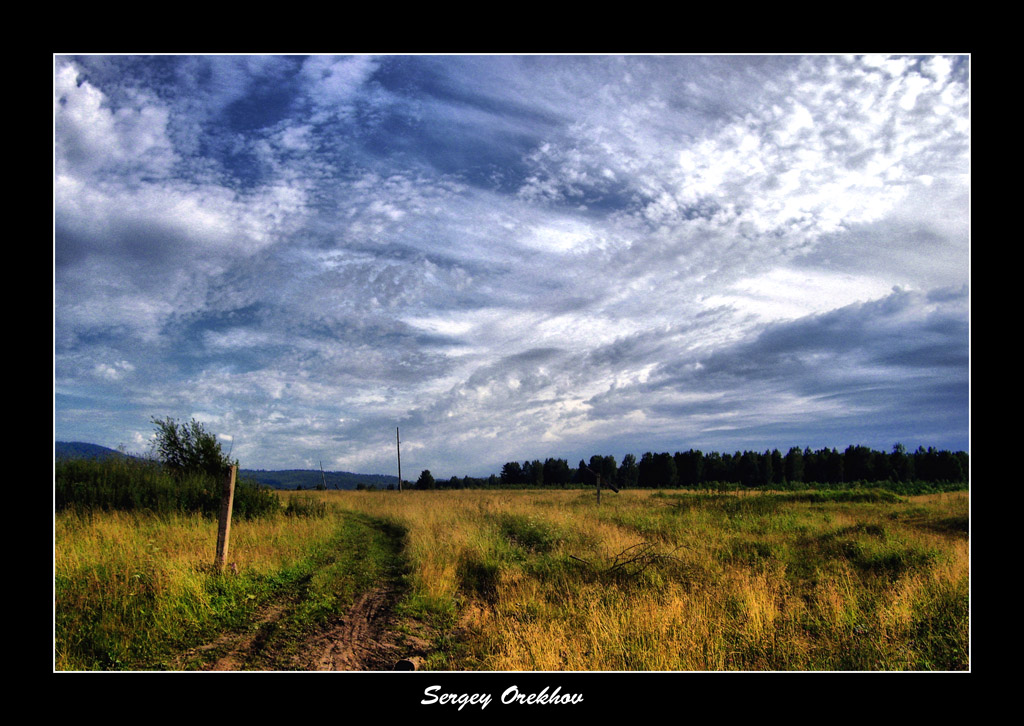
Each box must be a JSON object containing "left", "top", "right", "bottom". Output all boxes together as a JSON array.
[
  {"left": 584, "top": 464, "right": 619, "bottom": 505},
  {"left": 397, "top": 427, "right": 402, "bottom": 492}
]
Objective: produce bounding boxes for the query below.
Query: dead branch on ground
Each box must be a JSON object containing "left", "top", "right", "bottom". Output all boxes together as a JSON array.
[{"left": 569, "top": 542, "right": 688, "bottom": 578}]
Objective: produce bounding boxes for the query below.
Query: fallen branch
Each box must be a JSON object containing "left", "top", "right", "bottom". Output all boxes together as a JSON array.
[{"left": 570, "top": 542, "right": 687, "bottom": 578}]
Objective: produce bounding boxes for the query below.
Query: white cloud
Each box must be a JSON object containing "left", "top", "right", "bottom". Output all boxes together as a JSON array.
[
  {"left": 93, "top": 360, "right": 135, "bottom": 381},
  {"left": 54, "top": 55, "right": 970, "bottom": 473},
  {"left": 402, "top": 315, "right": 476, "bottom": 339},
  {"left": 301, "top": 55, "right": 380, "bottom": 118},
  {"left": 521, "top": 219, "right": 600, "bottom": 253},
  {"left": 278, "top": 124, "right": 313, "bottom": 151},
  {"left": 203, "top": 328, "right": 274, "bottom": 350},
  {"left": 54, "top": 60, "right": 174, "bottom": 177},
  {"left": 701, "top": 268, "right": 896, "bottom": 323}
]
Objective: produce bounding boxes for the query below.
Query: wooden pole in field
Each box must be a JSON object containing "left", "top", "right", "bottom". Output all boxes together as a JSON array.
[
  {"left": 215, "top": 465, "right": 237, "bottom": 573},
  {"left": 397, "top": 427, "right": 402, "bottom": 492},
  {"left": 584, "top": 465, "right": 600, "bottom": 505},
  {"left": 584, "top": 464, "right": 618, "bottom": 505}
]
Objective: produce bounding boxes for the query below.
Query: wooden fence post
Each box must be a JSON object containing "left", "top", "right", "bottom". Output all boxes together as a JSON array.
[
  {"left": 215, "top": 465, "right": 237, "bottom": 573},
  {"left": 583, "top": 464, "right": 618, "bottom": 506}
]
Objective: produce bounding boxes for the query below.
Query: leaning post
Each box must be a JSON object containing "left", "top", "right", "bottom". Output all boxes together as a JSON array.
[
  {"left": 397, "top": 427, "right": 402, "bottom": 492},
  {"left": 215, "top": 465, "right": 237, "bottom": 573}
]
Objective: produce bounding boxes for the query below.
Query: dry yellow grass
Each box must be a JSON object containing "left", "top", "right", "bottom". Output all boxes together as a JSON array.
[
  {"left": 322, "top": 487, "right": 968, "bottom": 671},
  {"left": 56, "top": 487, "right": 968, "bottom": 671}
]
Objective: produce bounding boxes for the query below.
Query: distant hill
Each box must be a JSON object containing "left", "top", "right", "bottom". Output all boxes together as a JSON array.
[
  {"left": 240, "top": 469, "right": 399, "bottom": 491},
  {"left": 55, "top": 441, "right": 132, "bottom": 461},
  {"left": 54, "top": 441, "right": 396, "bottom": 491}
]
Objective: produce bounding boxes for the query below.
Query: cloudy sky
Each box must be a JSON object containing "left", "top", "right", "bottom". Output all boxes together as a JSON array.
[{"left": 54, "top": 54, "right": 970, "bottom": 477}]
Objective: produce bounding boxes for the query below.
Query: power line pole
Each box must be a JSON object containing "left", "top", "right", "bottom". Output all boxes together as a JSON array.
[
  {"left": 584, "top": 464, "right": 619, "bottom": 505},
  {"left": 397, "top": 427, "right": 402, "bottom": 492}
]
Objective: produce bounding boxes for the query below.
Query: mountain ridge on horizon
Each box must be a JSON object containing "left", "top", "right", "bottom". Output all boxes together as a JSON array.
[{"left": 54, "top": 441, "right": 398, "bottom": 490}]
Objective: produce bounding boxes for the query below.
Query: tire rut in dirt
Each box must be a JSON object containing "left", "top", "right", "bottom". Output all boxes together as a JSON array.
[
  {"left": 174, "top": 514, "right": 429, "bottom": 671},
  {"left": 301, "top": 586, "right": 404, "bottom": 670}
]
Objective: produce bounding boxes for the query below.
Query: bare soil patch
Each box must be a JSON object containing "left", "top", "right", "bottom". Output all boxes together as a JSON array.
[
  {"left": 288, "top": 585, "right": 430, "bottom": 671},
  {"left": 173, "top": 585, "right": 431, "bottom": 671}
]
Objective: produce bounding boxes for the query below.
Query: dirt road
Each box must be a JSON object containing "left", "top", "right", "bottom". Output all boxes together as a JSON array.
[
  {"left": 176, "top": 583, "right": 431, "bottom": 671},
  {"left": 173, "top": 514, "right": 433, "bottom": 671}
]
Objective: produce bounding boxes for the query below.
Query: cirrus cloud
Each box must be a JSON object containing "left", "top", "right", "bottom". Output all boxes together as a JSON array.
[{"left": 54, "top": 54, "right": 970, "bottom": 475}]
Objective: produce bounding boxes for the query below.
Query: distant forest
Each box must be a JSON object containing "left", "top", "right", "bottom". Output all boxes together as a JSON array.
[
  {"left": 56, "top": 440, "right": 968, "bottom": 494},
  {"left": 422, "top": 444, "right": 968, "bottom": 493}
]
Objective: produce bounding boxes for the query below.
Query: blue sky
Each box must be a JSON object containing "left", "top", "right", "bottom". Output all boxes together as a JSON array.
[{"left": 54, "top": 54, "right": 970, "bottom": 477}]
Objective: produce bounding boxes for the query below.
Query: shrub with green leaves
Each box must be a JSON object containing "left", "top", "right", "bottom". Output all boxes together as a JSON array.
[
  {"left": 151, "top": 416, "right": 234, "bottom": 479},
  {"left": 56, "top": 417, "right": 280, "bottom": 518}
]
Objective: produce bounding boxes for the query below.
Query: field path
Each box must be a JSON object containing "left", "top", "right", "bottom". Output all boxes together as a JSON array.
[
  {"left": 291, "top": 585, "right": 429, "bottom": 671},
  {"left": 176, "top": 513, "right": 432, "bottom": 671},
  {"left": 191, "top": 585, "right": 430, "bottom": 671},
  {"left": 204, "top": 603, "right": 290, "bottom": 671}
]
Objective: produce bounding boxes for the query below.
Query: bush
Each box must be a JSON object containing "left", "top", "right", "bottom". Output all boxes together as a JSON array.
[
  {"left": 233, "top": 477, "right": 283, "bottom": 518},
  {"left": 284, "top": 494, "right": 329, "bottom": 518},
  {"left": 151, "top": 417, "right": 234, "bottom": 480},
  {"left": 55, "top": 414, "right": 281, "bottom": 519},
  {"left": 55, "top": 457, "right": 213, "bottom": 514}
]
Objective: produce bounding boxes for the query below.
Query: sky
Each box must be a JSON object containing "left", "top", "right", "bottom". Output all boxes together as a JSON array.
[{"left": 54, "top": 54, "right": 970, "bottom": 478}]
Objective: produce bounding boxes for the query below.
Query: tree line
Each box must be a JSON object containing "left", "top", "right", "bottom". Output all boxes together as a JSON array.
[{"left": 414, "top": 444, "right": 968, "bottom": 492}]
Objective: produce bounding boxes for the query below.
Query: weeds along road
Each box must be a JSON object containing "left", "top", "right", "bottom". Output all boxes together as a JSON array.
[{"left": 174, "top": 511, "right": 431, "bottom": 671}]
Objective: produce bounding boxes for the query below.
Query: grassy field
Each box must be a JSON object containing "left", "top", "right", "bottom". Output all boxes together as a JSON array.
[
  {"left": 54, "top": 493, "right": 402, "bottom": 670},
  {"left": 54, "top": 487, "right": 968, "bottom": 671}
]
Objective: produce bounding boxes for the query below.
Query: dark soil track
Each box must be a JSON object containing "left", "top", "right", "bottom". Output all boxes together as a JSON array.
[
  {"left": 291, "top": 585, "right": 428, "bottom": 670},
  {"left": 176, "top": 583, "right": 430, "bottom": 671},
  {"left": 175, "top": 515, "right": 431, "bottom": 671}
]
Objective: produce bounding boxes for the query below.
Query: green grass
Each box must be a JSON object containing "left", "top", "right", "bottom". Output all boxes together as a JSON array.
[
  {"left": 235, "top": 512, "right": 407, "bottom": 669},
  {"left": 56, "top": 456, "right": 281, "bottom": 519},
  {"left": 54, "top": 507, "right": 406, "bottom": 670}
]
